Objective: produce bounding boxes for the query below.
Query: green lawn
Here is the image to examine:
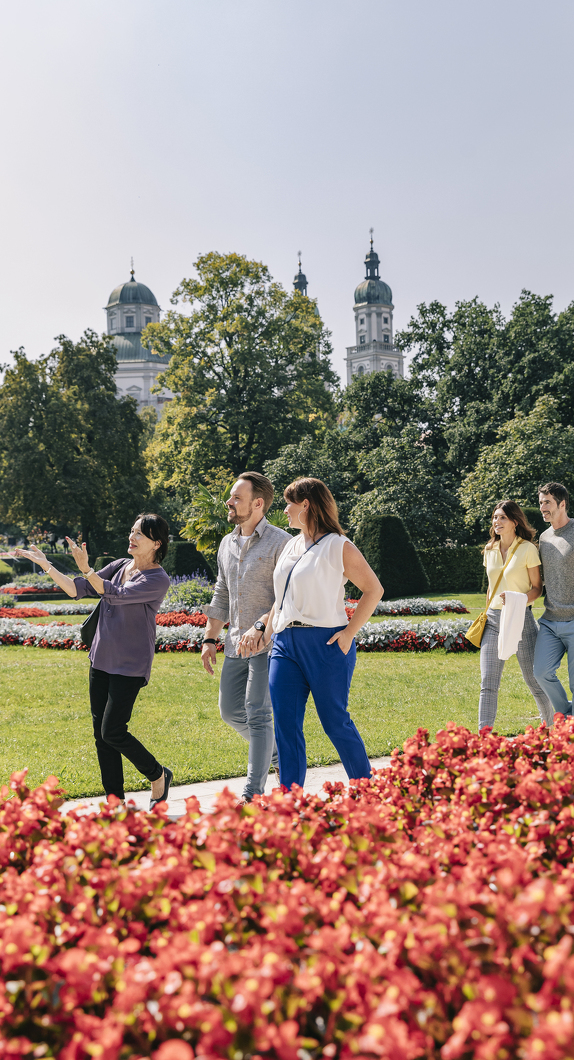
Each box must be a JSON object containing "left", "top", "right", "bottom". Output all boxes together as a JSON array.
[{"left": 0, "top": 640, "right": 566, "bottom": 799}]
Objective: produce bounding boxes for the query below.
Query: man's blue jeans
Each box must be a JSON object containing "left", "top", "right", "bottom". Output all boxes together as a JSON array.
[
  {"left": 533, "top": 618, "right": 574, "bottom": 716},
  {"left": 219, "top": 652, "right": 277, "bottom": 800}
]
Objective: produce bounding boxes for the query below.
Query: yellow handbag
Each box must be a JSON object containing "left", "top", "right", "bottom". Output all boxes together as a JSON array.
[{"left": 465, "top": 539, "right": 522, "bottom": 647}]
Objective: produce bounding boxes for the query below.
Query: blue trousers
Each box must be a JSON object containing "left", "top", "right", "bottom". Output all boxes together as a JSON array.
[
  {"left": 268, "top": 625, "right": 371, "bottom": 790},
  {"left": 533, "top": 618, "right": 574, "bottom": 716}
]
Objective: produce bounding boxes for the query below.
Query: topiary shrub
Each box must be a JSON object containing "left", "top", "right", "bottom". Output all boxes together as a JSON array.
[
  {"left": 94, "top": 556, "right": 117, "bottom": 572},
  {"left": 350, "top": 514, "right": 429, "bottom": 599},
  {"left": 417, "top": 545, "right": 484, "bottom": 593},
  {"left": 163, "top": 541, "right": 213, "bottom": 580},
  {"left": 523, "top": 506, "right": 547, "bottom": 539}
]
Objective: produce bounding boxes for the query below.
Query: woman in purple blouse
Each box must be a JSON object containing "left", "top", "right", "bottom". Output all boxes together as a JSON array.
[{"left": 14, "top": 515, "right": 172, "bottom": 809}]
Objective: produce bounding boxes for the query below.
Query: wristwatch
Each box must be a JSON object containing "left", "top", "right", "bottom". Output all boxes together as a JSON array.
[
  {"left": 83, "top": 568, "right": 95, "bottom": 579},
  {"left": 254, "top": 621, "right": 266, "bottom": 634}
]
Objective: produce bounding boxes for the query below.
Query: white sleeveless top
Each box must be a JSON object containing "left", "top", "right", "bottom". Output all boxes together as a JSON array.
[{"left": 272, "top": 533, "right": 349, "bottom": 634}]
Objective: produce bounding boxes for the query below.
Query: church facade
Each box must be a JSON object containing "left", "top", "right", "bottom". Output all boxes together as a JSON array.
[
  {"left": 105, "top": 271, "right": 171, "bottom": 409},
  {"left": 106, "top": 241, "right": 401, "bottom": 406}
]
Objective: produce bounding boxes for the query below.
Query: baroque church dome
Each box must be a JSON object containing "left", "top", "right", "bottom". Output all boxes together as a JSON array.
[
  {"left": 354, "top": 239, "right": 392, "bottom": 305},
  {"left": 106, "top": 273, "right": 158, "bottom": 308}
]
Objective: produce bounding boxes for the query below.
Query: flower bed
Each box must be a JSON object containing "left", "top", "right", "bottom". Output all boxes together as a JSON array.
[
  {"left": 156, "top": 610, "right": 207, "bottom": 628},
  {"left": 2, "top": 720, "right": 574, "bottom": 1058},
  {"left": 0, "top": 606, "right": 49, "bottom": 618},
  {"left": 347, "top": 597, "right": 469, "bottom": 616},
  {"left": 0, "top": 617, "right": 475, "bottom": 653},
  {"left": 355, "top": 618, "right": 476, "bottom": 653},
  {"left": 2, "top": 584, "right": 63, "bottom": 595},
  {"left": 20, "top": 602, "right": 97, "bottom": 616}
]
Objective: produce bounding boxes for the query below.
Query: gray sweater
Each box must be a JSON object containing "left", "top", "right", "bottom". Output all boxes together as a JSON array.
[{"left": 539, "top": 519, "right": 574, "bottom": 622}]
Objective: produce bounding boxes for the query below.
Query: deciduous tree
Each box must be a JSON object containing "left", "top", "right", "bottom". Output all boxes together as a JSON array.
[
  {"left": 0, "top": 331, "right": 148, "bottom": 553},
  {"left": 145, "top": 253, "right": 338, "bottom": 502}
]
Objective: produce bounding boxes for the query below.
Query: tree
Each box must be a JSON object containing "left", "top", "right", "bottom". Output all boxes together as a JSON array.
[
  {"left": 349, "top": 426, "right": 464, "bottom": 548},
  {"left": 145, "top": 253, "right": 338, "bottom": 503},
  {"left": 264, "top": 431, "right": 361, "bottom": 527},
  {"left": 0, "top": 331, "right": 149, "bottom": 553},
  {"left": 181, "top": 482, "right": 233, "bottom": 560},
  {"left": 459, "top": 396, "right": 574, "bottom": 532}
]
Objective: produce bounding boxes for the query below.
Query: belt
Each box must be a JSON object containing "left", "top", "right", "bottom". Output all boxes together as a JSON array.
[{"left": 285, "top": 621, "right": 314, "bottom": 628}]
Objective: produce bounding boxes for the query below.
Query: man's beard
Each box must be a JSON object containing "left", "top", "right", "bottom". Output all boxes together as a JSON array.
[{"left": 228, "top": 503, "right": 253, "bottom": 526}]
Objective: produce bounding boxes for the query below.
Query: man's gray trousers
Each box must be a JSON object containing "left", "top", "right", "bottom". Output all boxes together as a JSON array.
[{"left": 219, "top": 653, "right": 277, "bottom": 800}]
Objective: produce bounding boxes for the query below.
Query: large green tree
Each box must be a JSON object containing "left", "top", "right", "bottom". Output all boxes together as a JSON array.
[
  {"left": 349, "top": 425, "right": 464, "bottom": 548},
  {"left": 0, "top": 331, "right": 149, "bottom": 553},
  {"left": 145, "top": 253, "right": 338, "bottom": 503},
  {"left": 459, "top": 397, "right": 574, "bottom": 532},
  {"left": 398, "top": 291, "right": 574, "bottom": 477}
]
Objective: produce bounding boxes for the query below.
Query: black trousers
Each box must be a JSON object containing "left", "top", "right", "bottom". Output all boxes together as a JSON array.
[{"left": 89, "top": 666, "right": 163, "bottom": 799}]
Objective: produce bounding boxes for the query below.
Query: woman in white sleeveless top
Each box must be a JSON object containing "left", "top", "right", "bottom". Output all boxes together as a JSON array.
[{"left": 248, "top": 477, "right": 383, "bottom": 791}]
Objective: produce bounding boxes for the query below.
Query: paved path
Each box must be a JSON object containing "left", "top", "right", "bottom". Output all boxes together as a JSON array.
[{"left": 62, "top": 757, "right": 392, "bottom": 818}]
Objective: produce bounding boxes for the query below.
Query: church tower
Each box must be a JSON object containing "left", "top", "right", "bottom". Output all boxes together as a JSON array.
[
  {"left": 105, "top": 268, "right": 171, "bottom": 409},
  {"left": 345, "top": 233, "right": 404, "bottom": 384},
  {"left": 293, "top": 253, "right": 308, "bottom": 296}
]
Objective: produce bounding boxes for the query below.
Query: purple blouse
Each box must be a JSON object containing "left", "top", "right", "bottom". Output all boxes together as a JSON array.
[{"left": 74, "top": 559, "right": 170, "bottom": 683}]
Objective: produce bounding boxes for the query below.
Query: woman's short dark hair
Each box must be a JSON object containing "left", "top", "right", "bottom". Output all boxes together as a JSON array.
[
  {"left": 136, "top": 513, "right": 170, "bottom": 563},
  {"left": 485, "top": 500, "right": 536, "bottom": 550},
  {"left": 284, "top": 477, "right": 344, "bottom": 538}
]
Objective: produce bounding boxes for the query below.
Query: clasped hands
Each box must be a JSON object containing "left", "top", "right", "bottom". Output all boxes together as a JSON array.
[{"left": 238, "top": 626, "right": 266, "bottom": 658}]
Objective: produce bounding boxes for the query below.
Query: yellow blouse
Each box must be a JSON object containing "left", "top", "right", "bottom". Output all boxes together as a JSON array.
[{"left": 484, "top": 539, "right": 541, "bottom": 610}]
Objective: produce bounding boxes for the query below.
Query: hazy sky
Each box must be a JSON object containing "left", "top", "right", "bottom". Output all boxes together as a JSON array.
[{"left": 1, "top": 0, "right": 573, "bottom": 382}]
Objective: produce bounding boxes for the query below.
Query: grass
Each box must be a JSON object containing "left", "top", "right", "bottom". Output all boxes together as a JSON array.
[{"left": 0, "top": 636, "right": 567, "bottom": 799}]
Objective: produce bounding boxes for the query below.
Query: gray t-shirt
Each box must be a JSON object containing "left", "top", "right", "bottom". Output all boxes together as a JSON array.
[{"left": 539, "top": 519, "right": 574, "bottom": 622}]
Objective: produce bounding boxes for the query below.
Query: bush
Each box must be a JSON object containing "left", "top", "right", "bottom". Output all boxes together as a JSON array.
[
  {"left": 94, "top": 555, "right": 117, "bottom": 572},
  {"left": 3, "top": 721, "right": 574, "bottom": 1058},
  {"left": 0, "top": 570, "right": 11, "bottom": 587},
  {"left": 163, "top": 540, "right": 214, "bottom": 580},
  {"left": 161, "top": 575, "right": 215, "bottom": 613},
  {"left": 417, "top": 545, "right": 484, "bottom": 593},
  {"left": 523, "top": 506, "right": 547, "bottom": 538},
  {"left": 350, "top": 514, "right": 429, "bottom": 599}
]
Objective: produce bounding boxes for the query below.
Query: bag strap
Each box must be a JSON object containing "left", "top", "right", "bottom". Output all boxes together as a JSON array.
[
  {"left": 488, "top": 538, "right": 523, "bottom": 603},
  {"left": 278, "top": 533, "right": 333, "bottom": 612}
]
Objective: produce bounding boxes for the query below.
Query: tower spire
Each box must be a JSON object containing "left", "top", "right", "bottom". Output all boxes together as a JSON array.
[
  {"left": 293, "top": 251, "right": 308, "bottom": 296},
  {"left": 130, "top": 256, "right": 135, "bottom": 281}
]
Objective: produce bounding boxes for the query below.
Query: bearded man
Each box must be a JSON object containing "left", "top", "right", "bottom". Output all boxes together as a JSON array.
[{"left": 201, "top": 472, "right": 291, "bottom": 802}]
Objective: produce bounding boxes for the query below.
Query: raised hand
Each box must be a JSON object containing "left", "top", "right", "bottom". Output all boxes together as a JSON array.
[
  {"left": 11, "top": 544, "right": 50, "bottom": 570},
  {"left": 65, "top": 537, "right": 90, "bottom": 574}
]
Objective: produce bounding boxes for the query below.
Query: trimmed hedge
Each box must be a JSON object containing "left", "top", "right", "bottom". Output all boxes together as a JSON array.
[
  {"left": 163, "top": 540, "right": 213, "bottom": 580},
  {"left": 94, "top": 555, "right": 117, "bottom": 572},
  {"left": 350, "top": 514, "right": 430, "bottom": 599},
  {"left": 523, "top": 506, "right": 547, "bottom": 538},
  {"left": 417, "top": 545, "right": 484, "bottom": 593}
]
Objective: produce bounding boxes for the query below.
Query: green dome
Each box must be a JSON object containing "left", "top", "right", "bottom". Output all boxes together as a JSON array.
[
  {"left": 354, "top": 237, "right": 392, "bottom": 305},
  {"left": 112, "top": 335, "right": 169, "bottom": 364},
  {"left": 106, "top": 275, "right": 158, "bottom": 308},
  {"left": 354, "top": 278, "right": 393, "bottom": 305}
]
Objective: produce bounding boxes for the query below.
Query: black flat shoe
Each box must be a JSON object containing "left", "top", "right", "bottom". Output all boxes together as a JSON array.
[{"left": 149, "top": 766, "right": 173, "bottom": 811}]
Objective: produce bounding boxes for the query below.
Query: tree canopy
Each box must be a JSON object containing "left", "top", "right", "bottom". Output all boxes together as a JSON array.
[
  {"left": 0, "top": 331, "right": 148, "bottom": 552},
  {"left": 145, "top": 253, "right": 338, "bottom": 504}
]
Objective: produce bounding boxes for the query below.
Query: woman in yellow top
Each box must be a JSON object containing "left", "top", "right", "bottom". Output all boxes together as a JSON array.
[{"left": 479, "top": 499, "right": 554, "bottom": 732}]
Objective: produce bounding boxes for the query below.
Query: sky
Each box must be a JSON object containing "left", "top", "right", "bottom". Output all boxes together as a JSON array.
[{"left": 1, "top": 0, "right": 573, "bottom": 383}]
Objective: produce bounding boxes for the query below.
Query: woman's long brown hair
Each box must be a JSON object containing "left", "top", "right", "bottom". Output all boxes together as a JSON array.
[
  {"left": 485, "top": 499, "right": 537, "bottom": 550},
  {"left": 284, "top": 477, "right": 344, "bottom": 539}
]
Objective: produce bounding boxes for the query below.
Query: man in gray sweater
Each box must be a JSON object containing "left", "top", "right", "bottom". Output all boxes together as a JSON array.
[{"left": 533, "top": 481, "right": 574, "bottom": 717}]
